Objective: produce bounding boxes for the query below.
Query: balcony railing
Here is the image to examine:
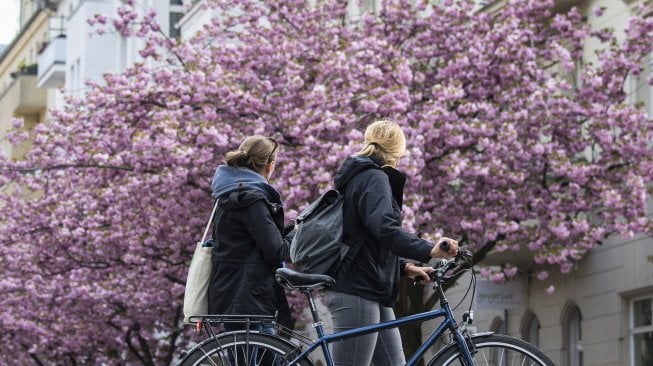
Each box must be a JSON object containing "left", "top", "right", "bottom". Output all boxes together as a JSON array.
[
  {"left": 0, "top": 74, "right": 47, "bottom": 114},
  {"left": 37, "top": 34, "right": 66, "bottom": 89}
]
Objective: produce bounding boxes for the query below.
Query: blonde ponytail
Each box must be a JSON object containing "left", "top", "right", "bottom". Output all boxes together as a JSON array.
[{"left": 355, "top": 119, "right": 406, "bottom": 167}]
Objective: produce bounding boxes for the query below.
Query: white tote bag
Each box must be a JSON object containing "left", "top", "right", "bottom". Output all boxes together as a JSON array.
[{"left": 183, "top": 200, "right": 219, "bottom": 324}]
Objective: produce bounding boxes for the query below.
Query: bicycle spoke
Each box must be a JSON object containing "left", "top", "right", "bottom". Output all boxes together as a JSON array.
[
  {"left": 481, "top": 348, "right": 490, "bottom": 365},
  {"left": 180, "top": 332, "right": 301, "bottom": 366},
  {"left": 429, "top": 334, "right": 553, "bottom": 366},
  {"left": 233, "top": 334, "right": 239, "bottom": 365},
  {"left": 197, "top": 345, "right": 220, "bottom": 366},
  {"left": 255, "top": 346, "right": 269, "bottom": 366}
]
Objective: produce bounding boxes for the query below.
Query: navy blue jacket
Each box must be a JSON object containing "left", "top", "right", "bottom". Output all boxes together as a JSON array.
[
  {"left": 208, "top": 166, "right": 292, "bottom": 327},
  {"left": 332, "top": 156, "right": 433, "bottom": 306}
]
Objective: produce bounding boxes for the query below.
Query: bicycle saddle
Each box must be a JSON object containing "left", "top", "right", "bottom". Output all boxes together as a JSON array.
[{"left": 275, "top": 268, "right": 336, "bottom": 290}]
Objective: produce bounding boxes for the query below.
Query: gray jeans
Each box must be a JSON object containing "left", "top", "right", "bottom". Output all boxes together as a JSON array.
[{"left": 324, "top": 291, "right": 405, "bottom": 366}]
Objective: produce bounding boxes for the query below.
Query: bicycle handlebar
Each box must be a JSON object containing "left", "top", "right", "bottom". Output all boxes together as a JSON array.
[
  {"left": 431, "top": 248, "right": 474, "bottom": 283},
  {"left": 411, "top": 247, "right": 473, "bottom": 286},
  {"left": 439, "top": 240, "right": 450, "bottom": 252}
]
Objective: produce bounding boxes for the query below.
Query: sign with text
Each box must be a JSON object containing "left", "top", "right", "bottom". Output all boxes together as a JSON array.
[{"left": 475, "top": 279, "right": 525, "bottom": 309}]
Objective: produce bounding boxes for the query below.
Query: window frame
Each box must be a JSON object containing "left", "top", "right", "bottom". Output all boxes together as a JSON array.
[
  {"left": 521, "top": 311, "right": 541, "bottom": 348},
  {"left": 630, "top": 295, "right": 653, "bottom": 366},
  {"left": 562, "top": 303, "right": 583, "bottom": 366}
]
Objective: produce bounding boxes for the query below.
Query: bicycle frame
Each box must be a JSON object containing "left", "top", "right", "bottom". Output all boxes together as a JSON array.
[
  {"left": 185, "top": 254, "right": 481, "bottom": 366},
  {"left": 284, "top": 287, "right": 475, "bottom": 366}
]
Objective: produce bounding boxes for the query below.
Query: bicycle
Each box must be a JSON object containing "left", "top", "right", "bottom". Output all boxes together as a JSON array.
[{"left": 177, "top": 249, "right": 554, "bottom": 365}]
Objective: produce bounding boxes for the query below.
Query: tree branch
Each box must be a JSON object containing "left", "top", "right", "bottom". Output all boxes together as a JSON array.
[
  {"left": 164, "top": 273, "right": 185, "bottom": 285},
  {"left": 2, "top": 164, "right": 134, "bottom": 173}
]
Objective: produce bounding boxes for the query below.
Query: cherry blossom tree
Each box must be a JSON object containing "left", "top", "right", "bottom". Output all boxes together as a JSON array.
[{"left": 1, "top": 0, "right": 652, "bottom": 364}]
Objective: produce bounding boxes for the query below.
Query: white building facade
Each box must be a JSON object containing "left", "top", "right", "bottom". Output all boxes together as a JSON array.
[
  {"left": 440, "top": 2, "right": 653, "bottom": 366},
  {"left": 2, "top": 0, "right": 651, "bottom": 365},
  {"left": 36, "top": 0, "right": 184, "bottom": 108}
]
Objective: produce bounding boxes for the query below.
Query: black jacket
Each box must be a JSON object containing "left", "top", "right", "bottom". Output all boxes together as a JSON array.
[
  {"left": 331, "top": 156, "right": 433, "bottom": 306},
  {"left": 208, "top": 166, "right": 292, "bottom": 326}
]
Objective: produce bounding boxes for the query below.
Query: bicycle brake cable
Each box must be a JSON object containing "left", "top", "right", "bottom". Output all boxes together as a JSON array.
[{"left": 449, "top": 268, "right": 474, "bottom": 312}]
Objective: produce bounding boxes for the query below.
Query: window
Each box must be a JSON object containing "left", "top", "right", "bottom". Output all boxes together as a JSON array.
[
  {"left": 489, "top": 316, "right": 508, "bottom": 366},
  {"left": 69, "top": 58, "right": 81, "bottom": 98},
  {"left": 631, "top": 296, "right": 653, "bottom": 366},
  {"left": 490, "top": 316, "right": 507, "bottom": 334},
  {"left": 75, "top": 58, "right": 81, "bottom": 97},
  {"left": 521, "top": 311, "right": 541, "bottom": 348},
  {"left": 169, "top": 12, "right": 183, "bottom": 39},
  {"left": 563, "top": 304, "right": 583, "bottom": 366},
  {"left": 69, "top": 62, "right": 75, "bottom": 94}
]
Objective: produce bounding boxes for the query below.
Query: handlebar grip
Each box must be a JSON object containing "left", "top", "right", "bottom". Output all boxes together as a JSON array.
[{"left": 439, "top": 241, "right": 450, "bottom": 252}]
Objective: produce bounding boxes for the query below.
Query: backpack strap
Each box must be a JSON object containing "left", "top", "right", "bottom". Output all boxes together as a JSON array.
[{"left": 331, "top": 164, "right": 380, "bottom": 273}]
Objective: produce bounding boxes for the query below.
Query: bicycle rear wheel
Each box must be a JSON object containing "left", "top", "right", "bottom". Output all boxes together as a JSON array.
[
  {"left": 177, "top": 331, "right": 314, "bottom": 366},
  {"left": 428, "top": 333, "right": 554, "bottom": 366}
]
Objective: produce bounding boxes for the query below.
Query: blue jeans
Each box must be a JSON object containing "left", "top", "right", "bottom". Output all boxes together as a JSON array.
[{"left": 324, "top": 291, "right": 405, "bottom": 366}]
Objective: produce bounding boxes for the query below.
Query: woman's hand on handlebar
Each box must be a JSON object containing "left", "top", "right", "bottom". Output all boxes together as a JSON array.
[
  {"left": 405, "top": 263, "right": 435, "bottom": 285},
  {"left": 430, "top": 237, "right": 459, "bottom": 258}
]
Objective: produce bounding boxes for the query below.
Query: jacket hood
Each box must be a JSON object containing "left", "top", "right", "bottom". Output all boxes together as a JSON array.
[
  {"left": 334, "top": 156, "right": 382, "bottom": 190},
  {"left": 211, "top": 165, "right": 282, "bottom": 205},
  {"left": 335, "top": 155, "right": 406, "bottom": 206}
]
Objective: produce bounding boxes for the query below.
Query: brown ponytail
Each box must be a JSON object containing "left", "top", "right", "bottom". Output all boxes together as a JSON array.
[{"left": 225, "top": 135, "right": 278, "bottom": 174}]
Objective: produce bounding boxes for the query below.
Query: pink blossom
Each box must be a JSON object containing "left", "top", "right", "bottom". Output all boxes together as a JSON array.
[
  {"left": 492, "top": 272, "right": 506, "bottom": 284},
  {"left": 96, "top": 14, "right": 108, "bottom": 25},
  {"left": 503, "top": 266, "right": 518, "bottom": 278},
  {"left": 1, "top": 0, "right": 652, "bottom": 363},
  {"left": 593, "top": 7, "right": 605, "bottom": 18},
  {"left": 11, "top": 118, "right": 23, "bottom": 129}
]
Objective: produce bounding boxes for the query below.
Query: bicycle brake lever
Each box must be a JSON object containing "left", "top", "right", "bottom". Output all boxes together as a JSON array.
[{"left": 458, "top": 248, "right": 474, "bottom": 261}]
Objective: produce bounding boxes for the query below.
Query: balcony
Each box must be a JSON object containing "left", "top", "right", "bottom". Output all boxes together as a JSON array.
[
  {"left": 0, "top": 74, "right": 47, "bottom": 115},
  {"left": 37, "top": 35, "right": 66, "bottom": 89}
]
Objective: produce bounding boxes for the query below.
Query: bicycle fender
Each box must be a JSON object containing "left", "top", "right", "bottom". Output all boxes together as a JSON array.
[
  {"left": 430, "top": 331, "right": 494, "bottom": 361},
  {"left": 177, "top": 330, "right": 305, "bottom": 365}
]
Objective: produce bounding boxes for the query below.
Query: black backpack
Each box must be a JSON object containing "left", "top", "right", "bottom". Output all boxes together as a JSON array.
[
  {"left": 289, "top": 189, "right": 350, "bottom": 275},
  {"left": 290, "top": 164, "right": 378, "bottom": 275}
]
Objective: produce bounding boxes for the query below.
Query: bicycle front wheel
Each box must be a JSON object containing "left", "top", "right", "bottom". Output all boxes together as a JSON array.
[
  {"left": 178, "top": 331, "right": 314, "bottom": 366},
  {"left": 428, "top": 333, "right": 554, "bottom": 366}
]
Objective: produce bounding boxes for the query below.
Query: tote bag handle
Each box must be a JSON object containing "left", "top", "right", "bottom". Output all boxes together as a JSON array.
[{"left": 199, "top": 199, "right": 219, "bottom": 245}]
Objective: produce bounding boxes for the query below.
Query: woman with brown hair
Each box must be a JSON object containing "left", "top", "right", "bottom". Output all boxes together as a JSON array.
[{"left": 208, "top": 135, "right": 293, "bottom": 334}]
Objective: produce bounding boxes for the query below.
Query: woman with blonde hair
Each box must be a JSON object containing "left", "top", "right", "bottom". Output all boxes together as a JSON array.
[
  {"left": 208, "top": 135, "right": 293, "bottom": 335},
  {"left": 324, "top": 120, "right": 458, "bottom": 365}
]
